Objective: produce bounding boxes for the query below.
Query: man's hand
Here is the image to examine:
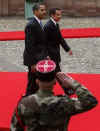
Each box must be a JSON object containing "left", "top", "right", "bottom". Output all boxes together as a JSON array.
[
  {"left": 68, "top": 50, "right": 73, "bottom": 55},
  {"left": 31, "top": 65, "right": 36, "bottom": 72},
  {"left": 56, "top": 72, "right": 72, "bottom": 87},
  {"left": 56, "top": 72, "right": 75, "bottom": 95}
]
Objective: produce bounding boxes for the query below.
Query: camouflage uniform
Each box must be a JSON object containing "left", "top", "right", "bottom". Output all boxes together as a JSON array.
[{"left": 10, "top": 79, "right": 98, "bottom": 131}]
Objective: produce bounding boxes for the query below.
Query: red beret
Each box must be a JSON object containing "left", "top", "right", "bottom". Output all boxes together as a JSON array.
[{"left": 36, "top": 60, "right": 56, "bottom": 82}]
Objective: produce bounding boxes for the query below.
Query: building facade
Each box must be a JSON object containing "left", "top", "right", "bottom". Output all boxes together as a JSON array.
[
  {"left": 0, "top": 0, "right": 100, "bottom": 17},
  {"left": 0, "top": 0, "right": 24, "bottom": 16},
  {"left": 45, "top": 0, "right": 100, "bottom": 16}
]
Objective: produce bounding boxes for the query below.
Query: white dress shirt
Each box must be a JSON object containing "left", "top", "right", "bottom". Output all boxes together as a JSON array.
[
  {"left": 34, "top": 15, "right": 41, "bottom": 24},
  {"left": 50, "top": 17, "right": 57, "bottom": 25}
]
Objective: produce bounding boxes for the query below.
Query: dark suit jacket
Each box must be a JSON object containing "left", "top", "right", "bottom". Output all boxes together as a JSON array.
[
  {"left": 23, "top": 17, "right": 47, "bottom": 66},
  {"left": 44, "top": 19, "right": 70, "bottom": 63}
]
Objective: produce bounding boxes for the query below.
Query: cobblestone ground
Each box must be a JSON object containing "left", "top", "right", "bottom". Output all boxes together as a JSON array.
[{"left": 0, "top": 17, "right": 100, "bottom": 73}]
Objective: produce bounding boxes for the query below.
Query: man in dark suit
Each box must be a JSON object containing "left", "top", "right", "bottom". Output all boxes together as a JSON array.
[
  {"left": 23, "top": 3, "right": 48, "bottom": 95},
  {"left": 44, "top": 8, "right": 73, "bottom": 72}
]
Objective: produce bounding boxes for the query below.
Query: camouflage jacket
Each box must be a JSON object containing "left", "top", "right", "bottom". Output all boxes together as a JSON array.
[{"left": 10, "top": 80, "right": 98, "bottom": 131}]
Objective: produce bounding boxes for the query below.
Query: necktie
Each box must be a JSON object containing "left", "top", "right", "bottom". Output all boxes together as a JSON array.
[
  {"left": 56, "top": 23, "right": 59, "bottom": 29},
  {"left": 40, "top": 21, "right": 43, "bottom": 29}
]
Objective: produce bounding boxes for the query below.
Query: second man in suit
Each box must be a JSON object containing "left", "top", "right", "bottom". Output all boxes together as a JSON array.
[{"left": 44, "top": 8, "right": 73, "bottom": 72}]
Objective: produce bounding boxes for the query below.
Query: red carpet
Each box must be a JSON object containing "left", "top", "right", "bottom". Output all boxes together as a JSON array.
[
  {"left": 0, "top": 28, "right": 100, "bottom": 41},
  {"left": 61, "top": 28, "right": 100, "bottom": 38},
  {"left": 0, "top": 31, "right": 25, "bottom": 41},
  {"left": 0, "top": 72, "right": 99, "bottom": 131}
]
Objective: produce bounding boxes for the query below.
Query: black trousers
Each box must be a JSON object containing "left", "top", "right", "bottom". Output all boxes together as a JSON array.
[
  {"left": 55, "top": 62, "right": 61, "bottom": 72},
  {"left": 25, "top": 66, "right": 39, "bottom": 96}
]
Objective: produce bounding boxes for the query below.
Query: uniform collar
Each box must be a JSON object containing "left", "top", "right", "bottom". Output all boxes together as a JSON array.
[{"left": 37, "top": 89, "right": 53, "bottom": 98}]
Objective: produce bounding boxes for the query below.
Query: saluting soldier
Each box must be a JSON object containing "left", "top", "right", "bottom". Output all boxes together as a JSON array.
[{"left": 10, "top": 60, "right": 98, "bottom": 131}]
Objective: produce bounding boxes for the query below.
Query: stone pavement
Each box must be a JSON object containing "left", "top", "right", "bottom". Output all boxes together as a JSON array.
[{"left": 0, "top": 17, "right": 100, "bottom": 73}]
